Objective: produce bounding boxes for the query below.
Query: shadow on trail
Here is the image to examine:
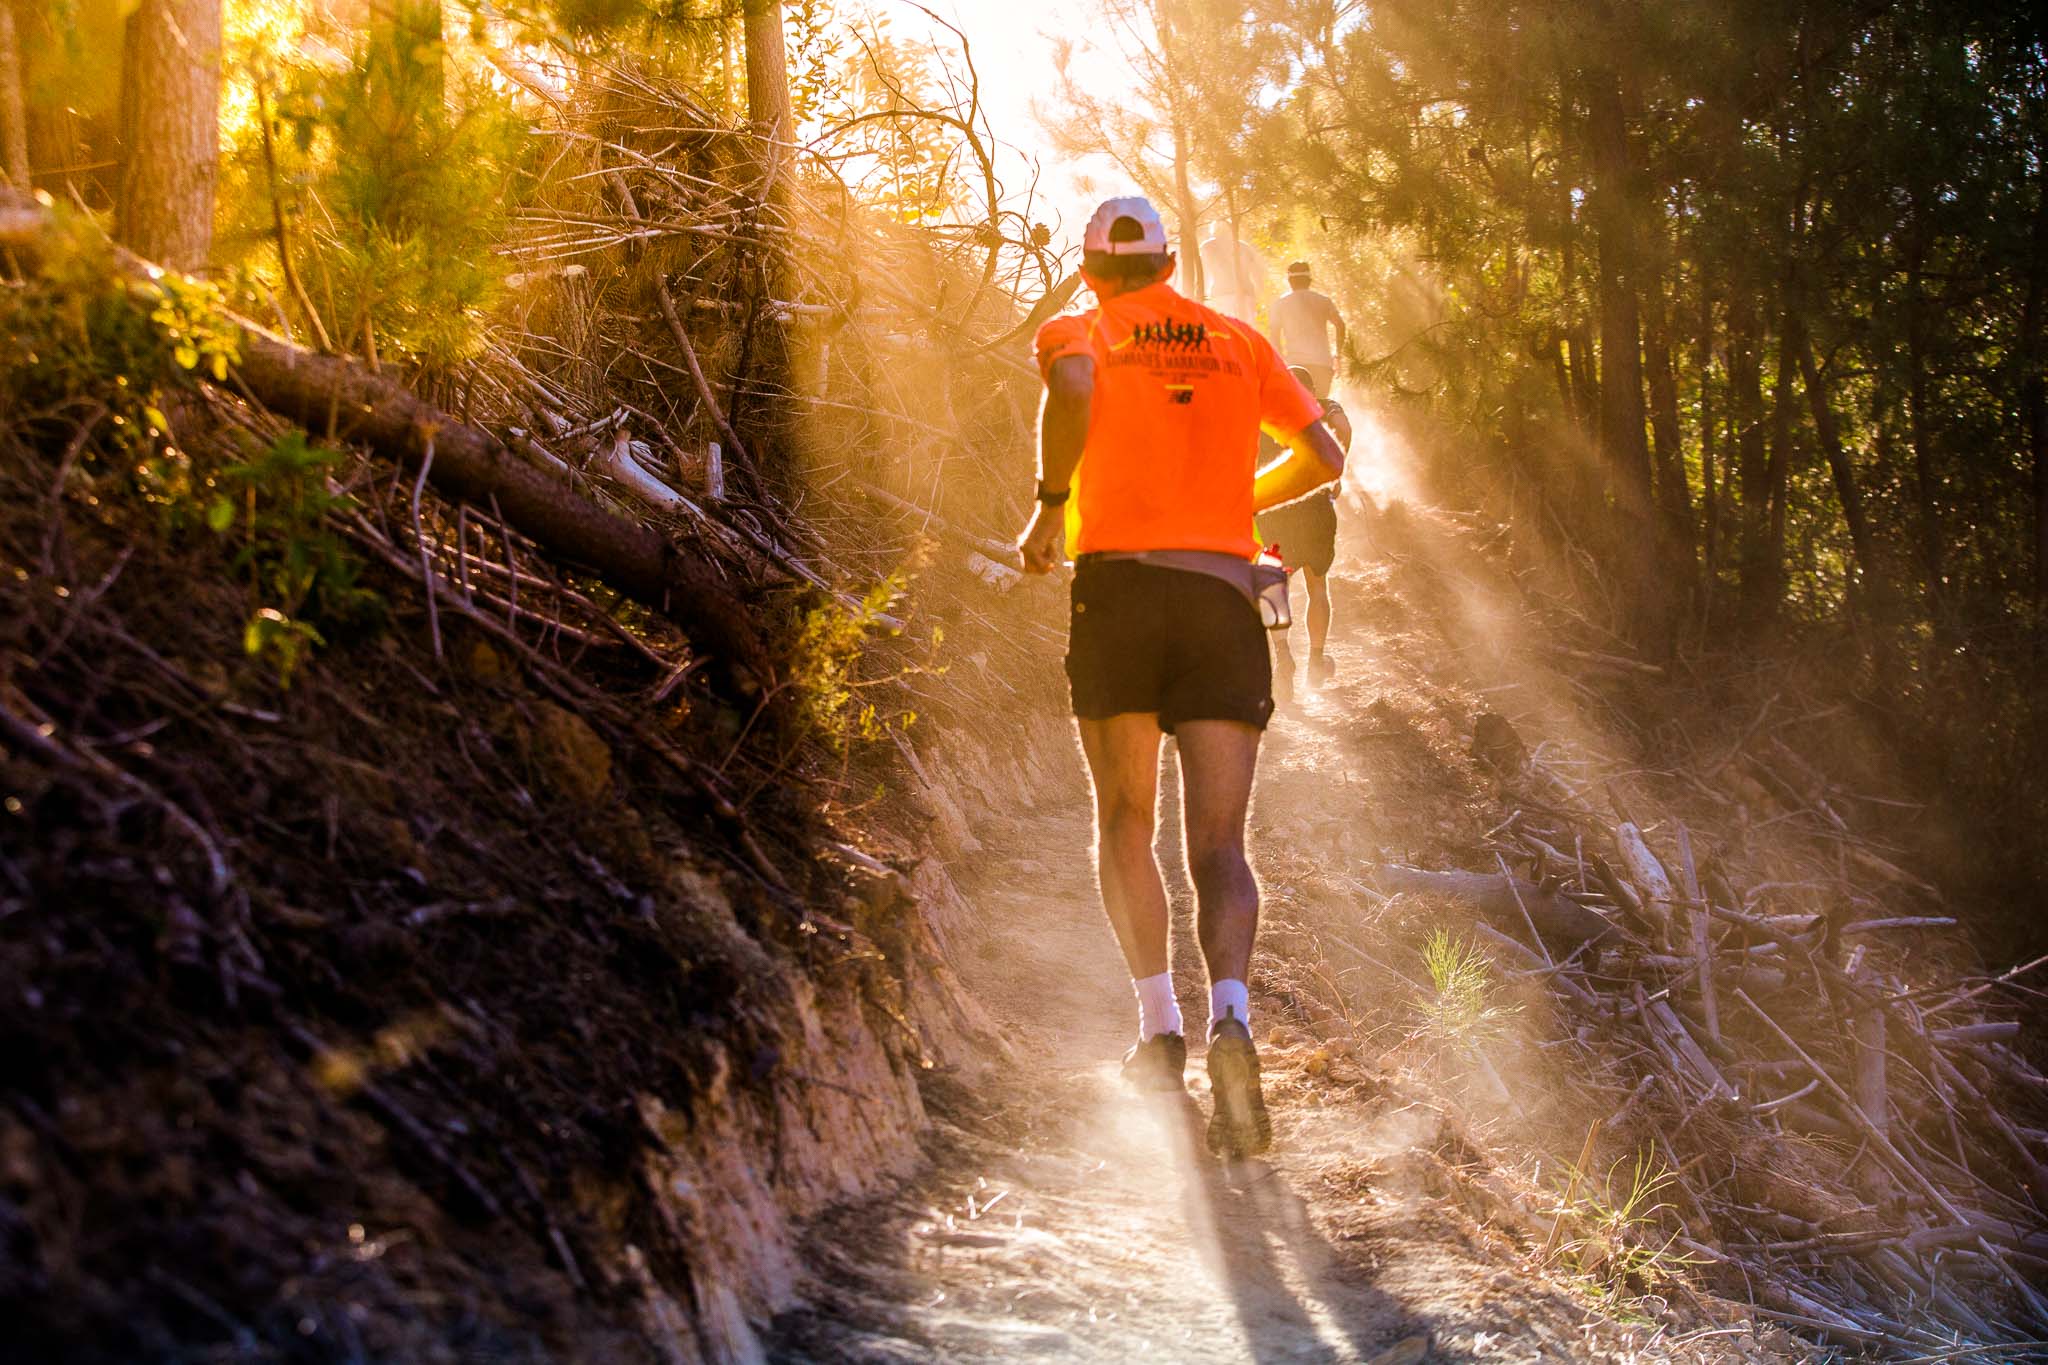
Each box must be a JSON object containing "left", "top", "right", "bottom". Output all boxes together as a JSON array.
[{"left": 1145, "top": 1091, "right": 1429, "bottom": 1365}]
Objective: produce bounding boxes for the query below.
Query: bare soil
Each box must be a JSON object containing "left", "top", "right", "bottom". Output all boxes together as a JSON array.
[{"left": 770, "top": 502, "right": 1784, "bottom": 1363}]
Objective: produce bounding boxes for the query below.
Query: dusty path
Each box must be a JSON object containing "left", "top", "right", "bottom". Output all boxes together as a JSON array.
[{"left": 770, "top": 543, "right": 1747, "bottom": 1363}]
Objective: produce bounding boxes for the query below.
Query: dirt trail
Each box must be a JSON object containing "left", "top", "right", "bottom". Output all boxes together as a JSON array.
[{"left": 771, "top": 529, "right": 1754, "bottom": 1362}]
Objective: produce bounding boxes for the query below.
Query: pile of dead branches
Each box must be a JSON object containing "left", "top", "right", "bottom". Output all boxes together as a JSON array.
[
  {"left": 475, "top": 51, "right": 1054, "bottom": 588},
  {"left": 358, "top": 47, "right": 1069, "bottom": 742},
  {"left": 1386, "top": 703, "right": 2048, "bottom": 1354}
]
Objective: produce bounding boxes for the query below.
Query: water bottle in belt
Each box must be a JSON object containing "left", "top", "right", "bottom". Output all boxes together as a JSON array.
[{"left": 1254, "top": 545, "right": 1291, "bottom": 630}]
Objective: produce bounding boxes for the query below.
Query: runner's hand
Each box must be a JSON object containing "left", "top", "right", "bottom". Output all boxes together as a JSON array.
[{"left": 1018, "top": 505, "right": 1065, "bottom": 575}]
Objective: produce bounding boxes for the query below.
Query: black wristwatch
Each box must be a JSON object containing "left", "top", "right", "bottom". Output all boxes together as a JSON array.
[{"left": 1036, "top": 483, "right": 1071, "bottom": 507}]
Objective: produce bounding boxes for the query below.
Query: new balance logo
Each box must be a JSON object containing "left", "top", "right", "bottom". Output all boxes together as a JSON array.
[{"left": 1130, "top": 320, "right": 1210, "bottom": 351}]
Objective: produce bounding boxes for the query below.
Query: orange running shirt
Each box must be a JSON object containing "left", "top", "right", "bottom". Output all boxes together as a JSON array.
[{"left": 1035, "top": 281, "right": 1323, "bottom": 560}]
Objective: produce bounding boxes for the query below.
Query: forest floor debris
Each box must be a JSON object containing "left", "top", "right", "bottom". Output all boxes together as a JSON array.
[{"left": 773, "top": 482, "right": 2048, "bottom": 1361}]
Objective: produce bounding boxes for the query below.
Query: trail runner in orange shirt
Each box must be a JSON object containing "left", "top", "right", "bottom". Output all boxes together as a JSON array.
[{"left": 1016, "top": 197, "right": 1346, "bottom": 1157}]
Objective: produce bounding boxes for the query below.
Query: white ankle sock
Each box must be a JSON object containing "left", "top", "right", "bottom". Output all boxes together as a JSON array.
[
  {"left": 1209, "top": 979, "right": 1251, "bottom": 1035},
  {"left": 1134, "top": 972, "right": 1183, "bottom": 1040}
]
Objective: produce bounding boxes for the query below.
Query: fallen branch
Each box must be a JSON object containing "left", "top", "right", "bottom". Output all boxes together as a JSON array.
[
  {"left": 0, "top": 189, "right": 775, "bottom": 697},
  {"left": 1614, "top": 822, "right": 1675, "bottom": 941}
]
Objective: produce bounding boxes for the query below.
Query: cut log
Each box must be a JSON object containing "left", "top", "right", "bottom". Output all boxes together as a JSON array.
[
  {"left": 0, "top": 189, "right": 774, "bottom": 696},
  {"left": 1614, "top": 822, "right": 1675, "bottom": 939},
  {"left": 1677, "top": 823, "right": 1718, "bottom": 1040},
  {"left": 1373, "top": 864, "right": 1614, "bottom": 945},
  {"left": 1646, "top": 999, "right": 1737, "bottom": 1101},
  {"left": 1928, "top": 1021, "right": 2021, "bottom": 1046},
  {"left": 1705, "top": 902, "right": 1820, "bottom": 938},
  {"left": 590, "top": 429, "right": 686, "bottom": 510},
  {"left": 1850, "top": 962, "right": 1890, "bottom": 1142}
]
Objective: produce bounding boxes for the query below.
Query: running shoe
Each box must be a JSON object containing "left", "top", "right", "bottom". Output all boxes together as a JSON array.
[
  {"left": 1205, "top": 1018, "right": 1273, "bottom": 1157},
  {"left": 1308, "top": 654, "right": 1337, "bottom": 688},
  {"left": 1121, "top": 1032, "right": 1187, "bottom": 1093}
]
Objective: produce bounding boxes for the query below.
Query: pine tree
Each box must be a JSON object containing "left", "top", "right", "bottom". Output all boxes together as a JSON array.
[
  {"left": 115, "top": 0, "right": 221, "bottom": 270},
  {"left": 0, "top": 0, "right": 28, "bottom": 189}
]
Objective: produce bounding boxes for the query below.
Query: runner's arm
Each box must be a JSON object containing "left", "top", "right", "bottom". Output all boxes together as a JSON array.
[
  {"left": 1018, "top": 356, "right": 1094, "bottom": 573},
  {"left": 1328, "top": 299, "right": 1347, "bottom": 371},
  {"left": 1324, "top": 403, "right": 1354, "bottom": 452},
  {"left": 1253, "top": 422, "right": 1344, "bottom": 514}
]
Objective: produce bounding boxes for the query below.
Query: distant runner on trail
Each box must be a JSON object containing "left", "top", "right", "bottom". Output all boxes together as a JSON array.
[
  {"left": 1268, "top": 261, "right": 1346, "bottom": 398},
  {"left": 1257, "top": 365, "right": 1355, "bottom": 700},
  {"left": 1200, "top": 221, "right": 1269, "bottom": 324},
  {"left": 1016, "top": 197, "right": 1345, "bottom": 1158}
]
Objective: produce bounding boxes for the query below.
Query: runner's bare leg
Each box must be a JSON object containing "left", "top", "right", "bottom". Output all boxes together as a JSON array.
[
  {"left": 1173, "top": 719, "right": 1262, "bottom": 986},
  {"left": 1304, "top": 568, "right": 1332, "bottom": 662},
  {"left": 1272, "top": 575, "right": 1301, "bottom": 698},
  {"left": 1077, "top": 714, "right": 1170, "bottom": 978}
]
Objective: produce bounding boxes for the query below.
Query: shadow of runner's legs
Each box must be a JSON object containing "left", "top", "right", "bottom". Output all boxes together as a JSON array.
[{"left": 1147, "top": 1092, "right": 1424, "bottom": 1364}]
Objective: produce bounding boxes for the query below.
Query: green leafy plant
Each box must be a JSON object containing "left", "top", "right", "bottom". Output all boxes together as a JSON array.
[
  {"left": 1545, "top": 1151, "right": 1697, "bottom": 1305},
  {"left": 4, "top": 253, "right": 377, "bottom": 688},
  {"left": 260, "top": 8, "right": 521, "bottom": 371},
  {"left": 147, "top": 274, "right": 242, "bottom": 383},
  {"left": 790, "top": 573, "right": 913, "bottom": 752},
  {"left": 4, "top": 218, "right": 209, "bottom": 460},
  {"left": 243, "top": 607, "right": 325, "bottom": 690},
  {"left": 208, "top": 430, "right": 383, "bottom": 686},
  {"left": 1417, "top": 928, "right": 1518, "bottom": 1043}
]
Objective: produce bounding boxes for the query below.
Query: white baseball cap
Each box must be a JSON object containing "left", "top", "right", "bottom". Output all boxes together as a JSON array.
[{"left": 1082, "top": 197, "right": 1170, "bottom": 255}]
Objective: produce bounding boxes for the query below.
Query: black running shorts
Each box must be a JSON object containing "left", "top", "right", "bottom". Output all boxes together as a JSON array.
[
  {"left": 1066, "top": 559, "right": 1274, "bottom": 732},
  {"left": 1255, "top": 492, "right": 1339, "bottom": 577}
]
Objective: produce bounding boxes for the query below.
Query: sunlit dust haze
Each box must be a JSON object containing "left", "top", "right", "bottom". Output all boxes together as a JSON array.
[
  {"left": 851, "top": 0, "right": 1401, "bottom": 492},
  {"left": 820, "top": 2, "right": 1100, "bottom": 239}
]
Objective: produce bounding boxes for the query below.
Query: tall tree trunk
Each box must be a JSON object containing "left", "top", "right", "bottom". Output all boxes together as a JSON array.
[
  {"left": 1905, "top": 255, "right": 1945, "bottom": 629},
  {"left": 1156, "top": 2, "right": 1204, "bottom": 301},
  {"left": 738, "top": 0, "right": 793, "bottom": 457},
  {"left": 1729, "top": 284, "right": 1770, "bottom": 620},
  {"left": 2023, "top": 160, "right": 2048, "bottom": 607},
  {"left": 1759, "top": 288, "right": 1796, "bottom": 616},
  {"left": 1566, "top": 324, "right": 1599, "bottom": 437},
  {"left": 1586, "top": 69, "right": 1659, "bottom": 637},
  {"left": 1172, "top": 121, "right": 1204, "bottom": 301},
  {"left": 743, "top": 0, "right": 792, "bottom": 155},
  {"left": 1548, "top": 332, "right": 1575, "bottom": 424},
  {"left": 1559, "top": 201, "right": 1599, "bottom": 436},
  {"left": 1696, "top": 287, "right": 1719, "bottom": 598},
  {"left": 115, "top": 0, "right": 220, "bottom": 271},
  {"left": 20, "top": 4, "right": 83, "bottom": 202},
  {"left": 0, "top": 0, "right": 28, "bottom": 189},
  {"left": 720, "top": 11, "right": 738, "bottom": 117},
  {"left": 1643, "top": 244, "right": 1695, "bottom": 591},
  {"left": 1790, "top": 316, "right": 1883, "bottom": 616}
]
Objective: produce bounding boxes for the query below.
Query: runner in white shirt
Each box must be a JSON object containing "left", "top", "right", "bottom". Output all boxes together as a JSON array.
[
  {"left": 1200, "top": 223, "right": 1268, "bottom": 323},
  {"left": 1268, "top": 261, "right": 1346, "bottom": 398}
]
